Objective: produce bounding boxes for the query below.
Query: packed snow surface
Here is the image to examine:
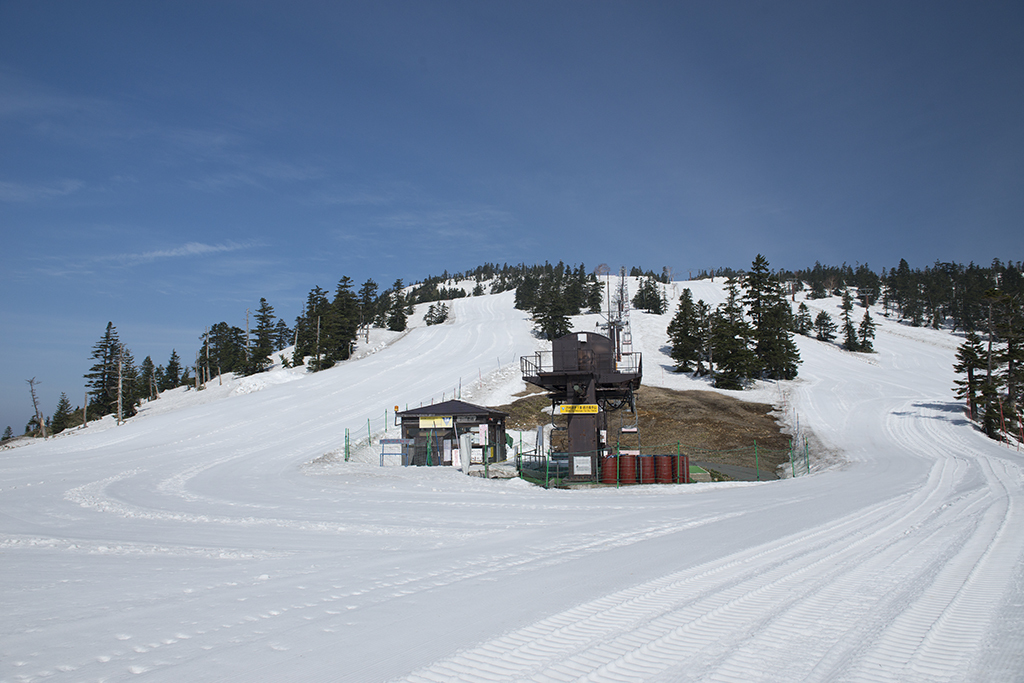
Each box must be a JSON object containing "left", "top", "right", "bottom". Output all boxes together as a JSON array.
[{"left": 3, "top": 285, "right": 1023, "bottom": 682}]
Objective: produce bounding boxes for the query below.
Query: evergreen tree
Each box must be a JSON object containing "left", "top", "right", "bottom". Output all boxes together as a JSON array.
[
  {"left": 272, "top": 319, "right": 292, "bottom": 352},
  {"left": 207, "top": 323, "right": 247, "bottom": 376},
  {"left": 632, "top": 276, "right": 666, "bottom": 314},
  {"left": 386, "top": 279, "right": 408, "bottom": 332},
  {"left": 893, "top": 258, "right": 925, "bottom": 325},
  {"left": 667, "top": 289, "right": 701, "bottom": 372},
  {"left": 814, "top": 311, "right": 837, "bottom": 342},
  {"left": 840, "top": 290, "right": 859, "bottom": 351},
  {"left": 139, "top": 356, "right": 157, "bottom": 400},
  {"left": 794, "top": 302, "right": 813, "bottom": 336},
  {"left": 586, "top": 273, "right": 603, "bottom": 313},
  {"left": 979, "top": 375, "right": 1003, "bottom": 439},
  {"left": 710, "top": 280, "right": 756, "bottom": 389},
  {"left": 993, "top": 288, "right": 1023, "bottom": 435},
  {"left": 358, "top": 279, "right": 379, "bottom": 335},
  {"left": 854, "top": 263, "right": 880, "bottom": 307},
  {"left": 161, "top": 349, "right": 183, "bottom": 391},
  {"left": 954, "top": 331, "right": 985, "bottom": 420},
  {"left": 694, "top": 299, "right": 712, "bottom": 375},
  {"left": 246, "top": 298, "right": 276, "bottom": 375},
  {"left": 294, "top": 286, "right": 330, "bottom": 367},
  {"left": 312, "top": 277, "right": 360, "bottom": 370},
  {"left": 743, "top": 255, "right": 776, "bottom": 329},
  {"left": 84, "top": 322, "right": 122, "bottom": 417},
  {"left": 757, "top": 298, "right": 801, "bottom": 379},
  {"left": 976, "top": 289, "right": 1007, "bottom": 439},
  {"left": 425, "top": 303, "right": 449, "bottom": 325},
  {"left": 533, "top": 275, "right": 572, "bottom": 340},
  {"left": 514, "top": 270, "right": 539, "bottom": 311},
  {"left": 118, "top": 346, "right": 140, "bottom": 418},
  {"left": 563, "top": 264, "right": 585, "bottom": 312},
  {"left": 51, "top": 393, "right": 73, "bottom": 434},
  {"left": 857, "top": 310, "right": 876, "bottom": 352},
  {"left": 743, "top": 255, "right": 800, "bottom": 380},
  {"left": 331, "top": 276, "right": 360, "bottom": 357},
  {"left": 2, "top": 426, "right": 12, "bottom": 441}
]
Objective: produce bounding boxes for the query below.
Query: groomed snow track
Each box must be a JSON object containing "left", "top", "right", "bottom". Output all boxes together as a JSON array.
[{"left": 2, "top": 287, "right": 1023, "bottom": 682}]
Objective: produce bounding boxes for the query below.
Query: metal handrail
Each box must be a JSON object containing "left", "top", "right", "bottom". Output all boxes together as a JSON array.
[{"left": 520, "top": 351, "right": 642, "bottom": 376}]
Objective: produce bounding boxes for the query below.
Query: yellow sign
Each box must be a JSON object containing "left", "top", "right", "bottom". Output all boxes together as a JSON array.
[
  {"left": 558, "top": 404, "right": 599, "bottom": 414},
  {"left": 419, "top": 416, "right": 453, "bottom": 429}
]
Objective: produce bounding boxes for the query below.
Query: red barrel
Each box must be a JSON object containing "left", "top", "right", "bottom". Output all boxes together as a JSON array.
[
  {"left": 675, "top": 454, "right": 691, "bottom": 483},
  {"left": 619, "top": 454, "right": 638, "bottom": 483},
  {"left": 655, "top": 455, "right": 674, "bottom": 484},
  {"left": 638, "top": 456, "right": 656, "bottom": 484},
  {"left": 600, "top": 455, "right": 619, "bottom": 484}
]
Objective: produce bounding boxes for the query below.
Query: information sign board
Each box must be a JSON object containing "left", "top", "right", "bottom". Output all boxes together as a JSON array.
[
  {"left": 557, "top": 404, "right": 599, "bottom": 414},
  {"left": 419, "top": 416, "right": 453, "bottom": 429}
]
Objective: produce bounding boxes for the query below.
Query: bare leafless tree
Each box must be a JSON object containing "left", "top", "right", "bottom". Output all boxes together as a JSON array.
[{"left": 26, "top": 377, "right": 47, "bottom": 438}]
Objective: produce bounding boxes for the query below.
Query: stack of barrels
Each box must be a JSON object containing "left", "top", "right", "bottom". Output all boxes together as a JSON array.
[{"left": 600, "top": 452, "right": 690, "bottom": 484}]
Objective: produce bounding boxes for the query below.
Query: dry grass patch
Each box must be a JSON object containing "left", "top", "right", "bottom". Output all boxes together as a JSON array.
[{"left": 494, "top": 384, "right": 792, "bottom": 474}]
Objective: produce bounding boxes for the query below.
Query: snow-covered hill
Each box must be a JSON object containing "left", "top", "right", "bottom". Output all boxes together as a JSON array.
[{"left": 3, "top": 282, "right": 1022, "bottom": 682}]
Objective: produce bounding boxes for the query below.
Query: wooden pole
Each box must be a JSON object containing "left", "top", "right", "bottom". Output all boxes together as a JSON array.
[
  {"left": 117, "top": 352, "right": 123, "bottom": 425},
  {"left": 245, "top": 308, "right": 251, "bottom": 367},
  {"left": 27, "top": 378, "right": 47, "bottom": 438}
]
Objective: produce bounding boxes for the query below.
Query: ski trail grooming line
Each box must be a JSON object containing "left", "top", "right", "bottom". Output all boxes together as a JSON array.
[{"left": 399, "top": 438, "right": 1020, "bottom": 682}]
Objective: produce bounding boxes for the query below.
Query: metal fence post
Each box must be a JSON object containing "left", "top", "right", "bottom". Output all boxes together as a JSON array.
[{"left": 755, "top": 440, "right": 760, "bottom": 481}]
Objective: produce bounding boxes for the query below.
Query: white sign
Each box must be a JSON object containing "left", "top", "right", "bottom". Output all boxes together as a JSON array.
[{"left": 573, "top": 456, "right": 592, "bottom": 476}]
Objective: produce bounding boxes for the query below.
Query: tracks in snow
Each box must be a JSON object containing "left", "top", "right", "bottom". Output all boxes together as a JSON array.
[{"left": 400, "top": 403, "right": 1024, "bottom": 683}]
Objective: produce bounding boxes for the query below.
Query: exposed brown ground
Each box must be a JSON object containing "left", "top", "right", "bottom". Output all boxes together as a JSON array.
[{"left": 494, "top": 384, "right": 792, "bottom": 474}]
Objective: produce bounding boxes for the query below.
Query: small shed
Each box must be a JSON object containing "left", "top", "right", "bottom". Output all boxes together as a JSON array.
[{"left": 395, "top": 400, "right": 509, "bottom": 466}]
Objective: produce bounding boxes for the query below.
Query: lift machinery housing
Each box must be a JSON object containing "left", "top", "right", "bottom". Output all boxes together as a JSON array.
[{"left": 521, "top": 331, "right": 642, "bottom": 481}]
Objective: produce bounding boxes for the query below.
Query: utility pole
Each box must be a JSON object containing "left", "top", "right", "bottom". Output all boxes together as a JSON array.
[
  {"left": 315, "top": 315, "right": 321, "bottom": 370},
  {"left": 206, "top": 327, "right": 211, "bottom": 385},
  {"left": 26, "top": 377, "right": 47, "bottom": 438},
  {"left": 245, "top": 308, "right": 251, "bottom": 366},
  {"left": 117, "top": 349, "right": 123, "bottom": 425}
]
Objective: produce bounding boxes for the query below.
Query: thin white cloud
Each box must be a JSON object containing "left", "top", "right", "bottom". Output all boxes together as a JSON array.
[
  {"left": 377, "top": 206, "right": 513, "bottom": 233},
  {"left": 0, "top": 179, "right": 84, "bottom": 202},
  {"left": 184, "top": 161, "right": 323, "bottom": 193},
  {"left": 109, "top": 241, "right": 256, "bottom": 266}
]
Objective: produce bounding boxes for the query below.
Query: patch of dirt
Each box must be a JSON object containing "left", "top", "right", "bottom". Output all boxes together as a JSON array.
[
  {"left": 493, "top": 384, "right": 793, "bottom": 473},
  {"left": 496, "top": 393, "right": 551, "bottom": 431}
]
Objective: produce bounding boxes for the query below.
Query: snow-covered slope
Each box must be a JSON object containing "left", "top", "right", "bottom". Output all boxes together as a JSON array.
[{"left": 2, "top": 284, "right": 1022, "bottom": 682}]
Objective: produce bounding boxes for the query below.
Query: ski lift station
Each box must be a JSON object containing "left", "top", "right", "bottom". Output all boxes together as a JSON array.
[
  {"left": 521, "top": 330, "right": 643, "bottom": 483},
  {"left": 394, "top": 400, "right": 509, "bottom": 466}
]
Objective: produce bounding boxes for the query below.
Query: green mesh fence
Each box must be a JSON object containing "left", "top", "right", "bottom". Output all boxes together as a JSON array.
[{"left": 516, "top": 437, "right": 812, "bottom": 488}]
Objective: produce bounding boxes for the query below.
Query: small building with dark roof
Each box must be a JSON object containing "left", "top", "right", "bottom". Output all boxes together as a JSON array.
[{"left": 395, "top": 400, "right": 509, "bottom": 466}]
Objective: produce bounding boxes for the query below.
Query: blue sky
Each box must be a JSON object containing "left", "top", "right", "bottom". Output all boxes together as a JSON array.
[{"left": 2, "top": 1, "right": 1022, "bottom": 432}]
